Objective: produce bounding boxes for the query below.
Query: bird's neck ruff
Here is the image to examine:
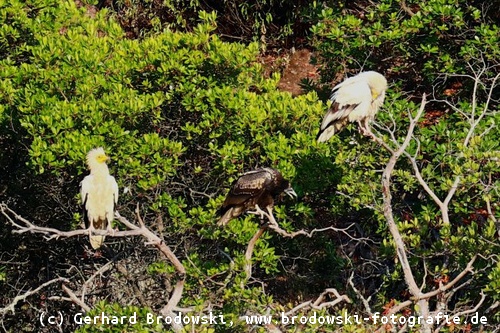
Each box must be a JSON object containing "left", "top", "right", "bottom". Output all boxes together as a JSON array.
[{"left": 88, "top": 162, "right": 110, "bottom": 177}]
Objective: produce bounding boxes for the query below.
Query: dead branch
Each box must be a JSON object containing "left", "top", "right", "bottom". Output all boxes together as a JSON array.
[
  {"left": 385, "top": 255, "right": 477, "bottom": 317},
  {"left": 283, "top": 288, "right": 351, "bottom": 317},
  {"left": 422, "top": 70, "right": 500, "bottom": 225},
  {"left": 348, "top": 272, "right": 373, "bottom": 316},
  {"left": 0, "top": 203, "right": 145, "bottom": 239},
  {"left": 159, "top": 279, "right": 186, "bottom": 333},
  {"left": 248, "top": 205, "right": 367, "bottom": 240},
  {"left": 244, "top": 227, "right": 266, "bottom": 283},
  {"left": 417, "top": 255, "right": 476, "bottom": 301},
  {"left": 432, "top": 291, "right": 486, "bottom": 333},
  {"left": 1, "top": 202, "right": 185, "bottom": 275},
  {"left": 376, "top": 94, "right": 432, "bottom": 331},
  {"left": 2, "top": 202, "right": 186, "bottom": 332},
  {"left": 0, "top": 277, "right": 68, "bottom": 315},
  {"left": 81, "top": 261, "right": 114, "bottom": 304},
  {"left": 61, "top": 285, "right": 91, "bottom": 312}
]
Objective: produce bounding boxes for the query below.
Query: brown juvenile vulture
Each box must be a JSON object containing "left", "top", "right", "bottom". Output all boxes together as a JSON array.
[
  {"left": 217, "top": 168, "right": 297, "bottom": 226},
  {"left": 80, "top": 147, "right": 119, "bottom": 249},
  {"left": 317, "top": 71, "right": 388, "bottom": 142}
]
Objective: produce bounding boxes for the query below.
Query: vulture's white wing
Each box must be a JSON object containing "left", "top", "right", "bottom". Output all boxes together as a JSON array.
[
  {"left": 109, "top": 175, "right": 118, "bottom": 205},
  {"left": 106, "top": 175, "right": 119, "bottom": 222},
  {"left": 320, "top": 80, "right": 371, "bottom": 130},
  {"left": 80, "top": 175, "right": 92, "bottom": 206}
]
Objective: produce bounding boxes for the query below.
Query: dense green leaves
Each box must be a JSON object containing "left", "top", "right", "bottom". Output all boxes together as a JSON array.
[{"left": 1, "top": 0, "right": 499, "bottom": 332}]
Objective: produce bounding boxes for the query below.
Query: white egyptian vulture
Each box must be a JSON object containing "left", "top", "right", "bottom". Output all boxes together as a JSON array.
[
  {"left": 317, "top": 71, "right": 387, "bottom": 142},
  {"left": 80, "top": 147, "right": 119, "bottom": 249}
]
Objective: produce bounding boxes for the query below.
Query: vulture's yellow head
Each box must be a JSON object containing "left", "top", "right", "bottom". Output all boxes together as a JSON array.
[
  {"left": 86, "top": 147, "right": 110, "bottom": 170},
  {"left": 363, "top": 71, "right": 388, "bottom": 101}
]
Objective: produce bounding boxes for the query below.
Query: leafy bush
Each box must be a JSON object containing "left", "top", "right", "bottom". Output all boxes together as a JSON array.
[
  {"left": 310, "top": 0, "right": 500, "bottom": 91},
  {"left": 0, "top": 1, "right": 334, "bottom": 331},
  {"left": 1, "top": 0, "right": 499, "bottom": 332},
  {"left": 95, "top": 0, "right": 317, "bottom": 47},
  {"left": 310, "top": 0, "right": 500, "bottom": 329}
]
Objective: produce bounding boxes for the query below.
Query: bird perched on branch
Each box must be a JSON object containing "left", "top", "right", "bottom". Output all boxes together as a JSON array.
[
  {"left": 217, "top": 168, "right": 297, "bottom": 226},
  {"left": 317, "top": 71, "right": 387, "bottom": 142},
  {"left": 80, "top": 147, "right": 119, "bottom": 249}
]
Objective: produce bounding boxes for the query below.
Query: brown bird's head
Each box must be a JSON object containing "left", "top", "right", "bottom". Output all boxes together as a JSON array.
[{"left": 267, "top": 168, "right": 297, "bottom": 199}]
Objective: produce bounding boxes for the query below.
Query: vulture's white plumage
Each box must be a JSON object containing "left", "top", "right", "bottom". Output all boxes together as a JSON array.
[
  {"left": 317, "top": 71, "right": 388, "bottom": 142},
  {"left": 80, "top": 147, "right": 118, "bottom": 249}
]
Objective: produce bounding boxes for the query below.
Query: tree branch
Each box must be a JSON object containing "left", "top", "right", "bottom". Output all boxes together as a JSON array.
[
  {"left": 283, "top": 288, "right": 351, "bottom": 317},
  {"left": 0, "top": 277, "right": 68, "bottom": 315},
  {"left": 376, "top": 94, "right": 431, "bottom": 330},
  {"left": 1, "top": 202, "right": 186, "bottom": 332},
  {"left": 244, "top": 227, "right": 266, "bottom": 284}
]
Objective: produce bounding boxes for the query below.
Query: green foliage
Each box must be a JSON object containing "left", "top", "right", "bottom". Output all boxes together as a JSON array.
[
  {"left": 311, "top": 0, "right": 500, "bottom": 88},
  {"left": 1, "top": 0, "right": 499, "bottom": 332},
  {"left": 310, "top": 0, "right": 500, "bottom": 326},
  {"left": 0, "top": 1, "right": 333, "bottom": 331}
]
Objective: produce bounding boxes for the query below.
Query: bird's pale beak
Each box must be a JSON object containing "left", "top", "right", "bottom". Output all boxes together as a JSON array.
[{"left": 284, "top": 187, "right": 298, "bottom": 199}]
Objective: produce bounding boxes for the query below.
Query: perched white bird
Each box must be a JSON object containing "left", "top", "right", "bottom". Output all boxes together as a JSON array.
[
  {"left": 317, "top": 71, "right": 387, "bottom": 142},
  {"left": 80, "top": 147, "right": 119, "bottom": 249}
]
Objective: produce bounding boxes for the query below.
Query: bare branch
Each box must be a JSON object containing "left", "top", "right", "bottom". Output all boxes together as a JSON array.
[
  {"left": 244, "top": 227, "right": 266, "bottom": 283},
  {"left": 0, "top": 277, "right": 68, "bottom": 315},
  {"left": 441, "top": 71, "right": 500, "bottom": 220},
  {"left": 81, "top": 261, "right": 114, "bottom": 304},
  {"left": 2, "top": 202, "right": 186, "bottom": 327},
  {"left": 248, "top": 205, "right": 369, "bottom": 241},
  {"left": 115, "top": 211, "right": 186, "bottom": 275},
  {"left": 158, "top": 281, "right": 186, "bottom": 333},
  {"left": 0, "top": 203, "right": 145, "bottom": 239},
  {"left": 417, "top": 255, "right": 476, "bottom": 301},
  {"left": 348, "top": 272, "right": 373, "bottom": 316},
  {"left": 375, "top": 94, "right": 431, "bottom": 330},
  {"left": 62, "top": 285, "right": 91, "bottom": 312},
  {"left": 433, "top": 291, "right": 486, "bottom": 333},
  {"left": 283, "top": 288, "right": 351, "bottom": 317}
]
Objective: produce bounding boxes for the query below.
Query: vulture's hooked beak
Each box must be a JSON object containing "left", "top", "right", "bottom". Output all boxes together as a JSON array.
[{"left": 284, "top": 187, "right": 298, "bottom": 199}]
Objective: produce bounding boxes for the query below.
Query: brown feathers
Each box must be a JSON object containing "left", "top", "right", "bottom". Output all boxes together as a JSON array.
[{"left": 217, "top": 168, "right": 297, "bottom": 226}]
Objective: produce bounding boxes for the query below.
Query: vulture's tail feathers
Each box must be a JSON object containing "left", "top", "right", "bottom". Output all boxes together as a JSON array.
[
  {"left": 89, "top": 235, "right": 105, "bottom": 249},
  {"left": 317, "top": 118, "right": 349, "bottom": 143},
  {"left": 217, "top": 208, "right": 234, "bottom": 226}
]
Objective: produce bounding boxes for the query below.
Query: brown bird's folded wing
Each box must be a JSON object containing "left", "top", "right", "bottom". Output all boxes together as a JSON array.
[{"left": 217, "top": 169, "right": 272, "bottom": 225}]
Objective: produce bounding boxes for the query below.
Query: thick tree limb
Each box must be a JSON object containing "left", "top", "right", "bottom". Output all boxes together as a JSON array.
[
  {"left": 115, "top": 209, "right": 185, "bottom": 275},
  {"left": 375, "top": 94, "right": 431, "bottom": 331}
]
